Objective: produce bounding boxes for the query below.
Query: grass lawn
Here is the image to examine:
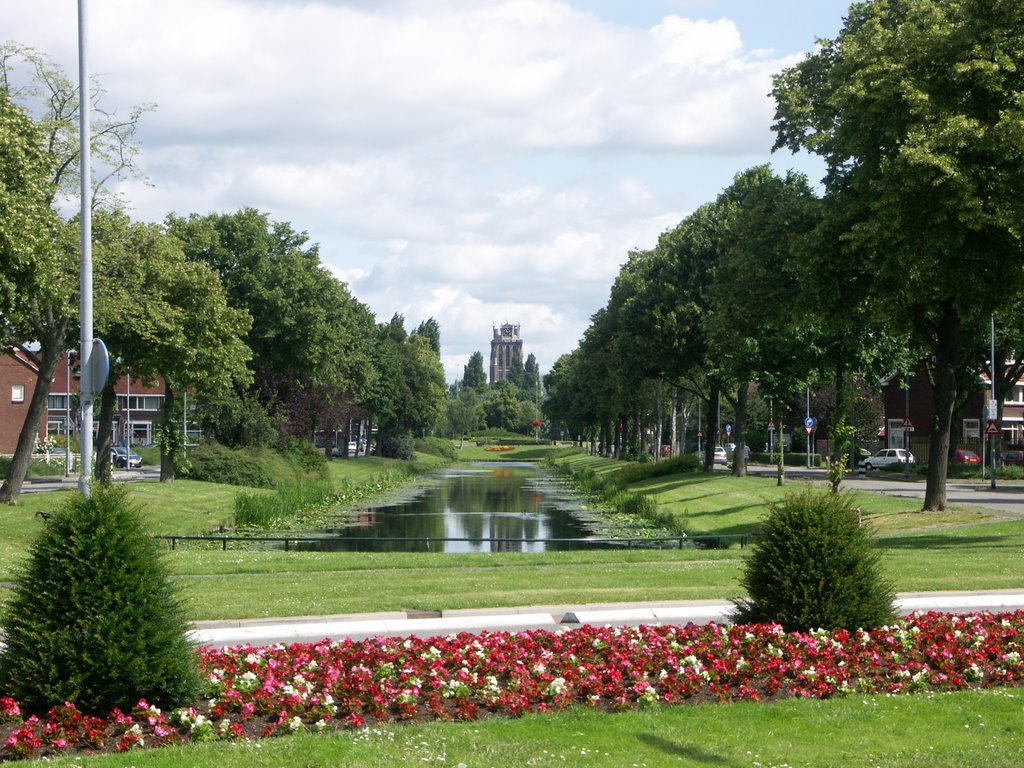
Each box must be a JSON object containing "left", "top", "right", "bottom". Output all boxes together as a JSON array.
[
  {"left": 451, "top": 442, "right": 570, "bottom": 462},
  {"left": 38, "top": 689, "right": 1024, "bottom": 767},
  {"left": 637, "top": 470, "right": 997, "bottom": 536}
]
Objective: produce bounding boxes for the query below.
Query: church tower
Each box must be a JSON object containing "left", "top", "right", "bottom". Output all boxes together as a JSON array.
[{"left": 489, "top": 323, "right": 523, "bottom": 384}]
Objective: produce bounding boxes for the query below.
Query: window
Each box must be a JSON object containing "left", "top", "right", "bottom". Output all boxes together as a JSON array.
[
  {"left": 116, "top": 394, "right": 164, "bottom": 411},
  {"left": 963, "top": 419, "right": 980, "bottom": 440},
  {"left": 47, "top": 393, "right": 69, "bottom": 410},
  {"left": 11, "top": 384, "right": 24, "bottom": 403}
]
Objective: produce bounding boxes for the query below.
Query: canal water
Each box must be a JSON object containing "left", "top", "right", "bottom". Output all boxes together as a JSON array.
[{"left": 320, "top": 462, "right": 602, "bottom": 553}]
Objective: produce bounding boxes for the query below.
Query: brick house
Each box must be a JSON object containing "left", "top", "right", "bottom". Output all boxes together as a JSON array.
[
  {"left": 880, "top": 367, "right": 1024, "bottom": 462},
  {"left": 0, "top": 348, "right": 46, "bottom": 454},
  {"left": 1, "top": 348, "right": 166, "bottom": 455}
]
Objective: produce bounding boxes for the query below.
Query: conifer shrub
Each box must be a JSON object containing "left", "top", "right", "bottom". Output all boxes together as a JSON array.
[
  {"left": 731, "top": 488, "right": 895, "bottom": 632},
  {"left": 0, "top": 484, "right": 201, "bottom": 715}
]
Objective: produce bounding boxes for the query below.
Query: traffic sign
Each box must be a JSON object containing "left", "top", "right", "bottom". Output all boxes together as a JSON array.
[
  {"left": 804, "top": 417, "right": 814, "bottom": 429},
  {"left": 804, "top": 426, "right": 813, "bottom": 435},
  {"left": 725, "top": 423, "right": 732, "bottom": 435},
  {"left": 901, "top": 416, "right": 913, "bottom": 429},
  {"left": 768, "top": 419, "right": 775, "bottom": 430},
  {"left": 985, "top": 420, "right": 1000, "bottom": 436}
]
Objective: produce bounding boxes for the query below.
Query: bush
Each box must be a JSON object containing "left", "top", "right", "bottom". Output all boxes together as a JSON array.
[
  {"left": 0, "top": 484, "right": 200, "bottom": 715},
  {"left": 379, "top": 432, "right": 416, "bottom": 460},
  {"left": 280, "top": 439, "right": 329, "bottom": 477},
  {"left": 415, "top": 436, "right": 458, "bottom": 461},
  {"left": 185, "top": 442, "right": 278, "bottom": 488},
  {"left": 186, "top": 442, "right": 325, "bottom": 488},
  {"left": 731, "top": 488, "right": 895, "bottom": 632}
]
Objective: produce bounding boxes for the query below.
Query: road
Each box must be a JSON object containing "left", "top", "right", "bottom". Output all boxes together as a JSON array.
[
  {"left": 745, "top": 464, "right": 1024, "bottom": 518},
  {"left": 189, "top": 590, "right": 1024, "bottom": 647}
]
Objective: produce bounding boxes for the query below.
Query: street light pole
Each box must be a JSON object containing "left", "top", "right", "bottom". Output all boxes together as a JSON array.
[
  {"left": 77, "top": 0, "right": 94, "bottom": 496},
  {"left": 991, "top": 314, "right": 997, "bottom": 490}
]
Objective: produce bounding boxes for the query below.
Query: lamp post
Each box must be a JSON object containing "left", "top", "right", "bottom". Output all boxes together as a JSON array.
[
  {"left": 991, "top": 314, "right": 997, "bottom": 490},
  {"left": 77, "top": 0, "right": 94, "bottom": 496},
  {"left": 65, "top": 352, "right": 72, "bottom": 477}
]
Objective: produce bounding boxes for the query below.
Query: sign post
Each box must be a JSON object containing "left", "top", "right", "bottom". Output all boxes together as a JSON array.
[
  {"left": 901, "top": 416, "right": 914, "bottom": 479},
  {"left": 804, "top": 417, "right": 814, "bottom": 468}
]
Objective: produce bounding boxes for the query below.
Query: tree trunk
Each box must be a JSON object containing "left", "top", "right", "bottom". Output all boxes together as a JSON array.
[
  {"left": 654, "top": 380, "right": 664, "bottom": 463},
  {"left": 923, "top": 312, "right": 961, "bottom": 511},
  {"left": 671, "top": 387, "right": 680, "bottom": 457},
  {"left": 924, "top": 366, "right": 956, "bottom": 511},
  {"left": 94, "top": 381, "right": 117, "bottom": 484},
  {"left": 704, "top": 382, "right": 720, "bottom": 472},
  {"left": 0, "top": 321, "right": 69, "bottom": 503},
  {"left": 159, "top": 385, "right": 177, "bottom": 483},
  {"left": 732, "top": 382, "right": 749, "bottom": 477}
]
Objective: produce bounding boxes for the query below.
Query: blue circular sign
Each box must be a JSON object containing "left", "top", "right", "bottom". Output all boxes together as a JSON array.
[
  {"left": 804, "top": 417, "right": 814, "bottom": 428},
  {"left": 725, "top": 423, "right": 732, "bottom": 434}
]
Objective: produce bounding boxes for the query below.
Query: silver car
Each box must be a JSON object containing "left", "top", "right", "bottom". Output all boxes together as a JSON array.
[{"left": 861, "top": 448, "right": 914, "bottom": 471}]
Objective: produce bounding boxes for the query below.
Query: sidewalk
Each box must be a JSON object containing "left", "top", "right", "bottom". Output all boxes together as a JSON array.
[{"left": 188, "top": 590, "right": 1024, "bottom": 647}]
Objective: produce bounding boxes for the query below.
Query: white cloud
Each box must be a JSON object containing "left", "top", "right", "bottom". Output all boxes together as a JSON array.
[{"left": 3, "top": 0, "right": 840, "bottom": 383}]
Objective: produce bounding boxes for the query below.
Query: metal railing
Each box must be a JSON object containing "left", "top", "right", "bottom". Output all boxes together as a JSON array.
[{"left": 154, "top": 533, "right": 752, "bottom": 552}]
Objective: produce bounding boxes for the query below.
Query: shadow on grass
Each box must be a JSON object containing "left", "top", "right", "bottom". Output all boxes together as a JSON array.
[
  {"left": 876, "top": 533, "right": 1011, "bottom": 550},
  {"left": 637, "top": 734, "right": 739, "bottom": 765}
]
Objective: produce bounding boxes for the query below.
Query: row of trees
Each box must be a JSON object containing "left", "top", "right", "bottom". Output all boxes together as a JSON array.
[
  {"left": 0, "top": 44, "right": 448, "bottom": 501},
  {"left": 543, "top": 0, "right": 1024, "bottom": 511}
]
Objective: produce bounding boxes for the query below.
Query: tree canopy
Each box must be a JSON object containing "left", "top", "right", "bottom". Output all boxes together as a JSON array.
[{"left": 771, "top": 0, "right": 1024, "bottom": 508}]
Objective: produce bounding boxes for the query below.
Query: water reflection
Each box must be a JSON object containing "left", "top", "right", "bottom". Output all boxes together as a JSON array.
[{"left": 318, "top": 463, "right": 598, "bottom": 552}]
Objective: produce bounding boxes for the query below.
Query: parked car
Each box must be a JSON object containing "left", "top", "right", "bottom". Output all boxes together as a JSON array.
[
  {"left": 861, "top": 448, "right": 914, "bottom": 471},
  {"left": 110, "top": 446, "right": 143, "bottom": 469},
  {"left": 951, "top": 449, "right": 981, "bottom": 464},
  {"left": 1002, "top": 450, "right": 1024, "bottom": 466},
  {"left": 713, "top": 446, "right": 728, "bottom": 464}
]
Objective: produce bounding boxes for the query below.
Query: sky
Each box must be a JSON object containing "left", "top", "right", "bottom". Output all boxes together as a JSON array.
[{"left": 4, "top": 0, "right": 853, "bottom": 382}]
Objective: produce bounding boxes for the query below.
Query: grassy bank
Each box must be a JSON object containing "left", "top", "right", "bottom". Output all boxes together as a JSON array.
[{"left": 38, "top": 688, "right": 1024, "bottom": 768}]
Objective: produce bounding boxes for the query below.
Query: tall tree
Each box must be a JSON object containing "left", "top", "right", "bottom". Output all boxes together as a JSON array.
[
  {"left": 447, "top": 386, "right": 482, "bottom": 448},
  {"left": 0, "top": 44, "right": 151, "bottom": 501},
  {"left": 91, "top": 210, "right": 252, "bottom": 481},
  {"left": 413, "top": 318, "right": 441, "bottom": 356},
  {"left": 167, "top": 208, "right": 377, "bottom": 443},
  {"left": 772, "top": 0, "right": 1024, "bottom": 509},
  {"left": 462, "top": 351, "right": 488, "bottom": 391},
  {"left": 705, "top": 166, "right": 824, "bottom": 476},
  {"left": 0, "top": 89, "right": 63, "bottom": 502},
  {"left": 368, "top": 314, "right": 447, "bottom": 451}
]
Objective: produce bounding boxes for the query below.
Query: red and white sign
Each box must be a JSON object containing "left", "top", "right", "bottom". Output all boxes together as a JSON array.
[
  {"left": 985, "top": 420, "right": 1000, "bottom": 436},
  {"left": 901, "top": 417, "right": 913, "bottom": 429},
  {"left": 804, "top": 426, "right": 813, "bottom": 435}
]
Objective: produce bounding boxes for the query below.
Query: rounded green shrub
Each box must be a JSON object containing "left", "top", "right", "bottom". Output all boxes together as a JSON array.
[
  {"left": 415, "top": 436, "right": 458, "bottom": 460},
  {"left": 0, "top": 484, "right": 201, "bottom": 715},
  {"left": 731, "top": 488, "right": 895, "bottom": 632}
]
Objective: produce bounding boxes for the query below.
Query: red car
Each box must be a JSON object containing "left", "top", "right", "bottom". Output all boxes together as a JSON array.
[
  {"left": 952, "top": 449, "right": 982, "bottom": 464},
  {"left": 1002, "top": 450, "right": 1024, "bottom": 466}
]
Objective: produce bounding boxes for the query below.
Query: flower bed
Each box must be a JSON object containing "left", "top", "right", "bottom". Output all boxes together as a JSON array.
[{"left": 2, "top": 612, "right": 1023, "bottom": 759}]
